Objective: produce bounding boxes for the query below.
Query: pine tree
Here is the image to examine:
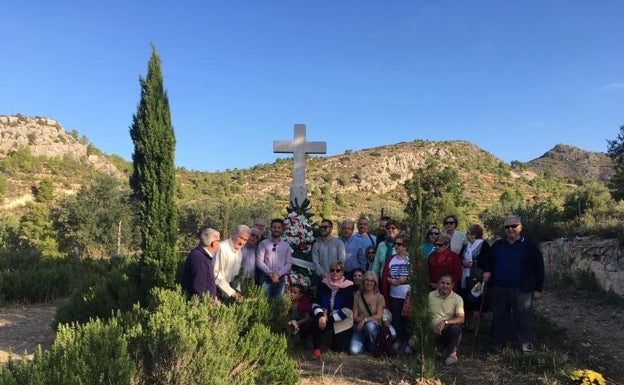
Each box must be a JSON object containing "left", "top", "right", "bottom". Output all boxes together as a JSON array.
[
  {"left": 404, "top": 159, "right": 469, "bottom": 228},
  {"left": 607, "top": 124, "right": 624, "bottom": 201},
  {"left": 129, "top": 46, "right": 178, "bottom": 294}
]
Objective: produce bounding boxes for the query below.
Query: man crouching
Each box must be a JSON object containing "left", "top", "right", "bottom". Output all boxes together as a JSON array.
[{"left": 428, "top": 273, "right": 465, "bottom": 365}]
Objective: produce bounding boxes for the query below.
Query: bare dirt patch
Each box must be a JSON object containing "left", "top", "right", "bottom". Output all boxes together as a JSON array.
[
  {"left": 0, "top": 303, "right": 56, "bottom": 362},
  {"left": 535, "top": 290, "right": 624, "bottom": 384}
]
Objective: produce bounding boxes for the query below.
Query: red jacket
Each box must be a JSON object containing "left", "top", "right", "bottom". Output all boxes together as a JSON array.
[{"left": 427, "top": 248, "right": 462, "bottom": 291}]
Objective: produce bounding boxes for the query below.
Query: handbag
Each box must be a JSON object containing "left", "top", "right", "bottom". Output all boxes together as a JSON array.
[
  {"left": 400, "top": 290, "right": 411, "bottom": 317},
  {"left": 464, "top": 263, "right": 483, "bottom": 292}
]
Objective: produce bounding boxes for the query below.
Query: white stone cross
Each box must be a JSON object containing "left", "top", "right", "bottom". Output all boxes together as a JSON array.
[{"left": 273, "top": 124, "right": 327, "bottom": 208}]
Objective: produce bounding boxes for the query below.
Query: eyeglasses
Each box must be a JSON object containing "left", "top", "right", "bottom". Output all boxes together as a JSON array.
[
  {"left": 430, "top": 232, "right": 440, "bottom": 236},
  {"left": 395, "top": 242, "right": 405, "bottom": 247},
  {"left": 504, "top": 224, "right": 520, "bottom": 229},
  {"left": 320, "top": 225, "right": 330, "bottom": 229},
  {"left": 444, "top": 221, "right": 455, "bottom": 225},
  {"left": 329, "top": 268, "right": 342, "bottom": 273}
]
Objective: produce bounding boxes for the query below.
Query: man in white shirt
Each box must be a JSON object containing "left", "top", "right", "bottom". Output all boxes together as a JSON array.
[{"left": 214, "top": 224, "right": 250, "bottom": 300}]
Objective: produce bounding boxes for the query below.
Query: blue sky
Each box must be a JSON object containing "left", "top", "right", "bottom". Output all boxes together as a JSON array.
[{"left": 1, "top": 1, "right": 622, "bottom": 172}]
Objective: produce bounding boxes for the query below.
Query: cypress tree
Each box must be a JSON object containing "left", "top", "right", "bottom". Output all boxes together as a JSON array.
[{"left": 129, "top": 46, "right": 178, "bottom": 294}]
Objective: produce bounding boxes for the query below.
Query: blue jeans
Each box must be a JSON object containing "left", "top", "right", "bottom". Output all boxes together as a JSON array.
[
  {"left": 350, "top": 321, "right": 380, "bottom": 355},
  {"left": 260, "top": 275, "right": 286, "bottom": 300}
]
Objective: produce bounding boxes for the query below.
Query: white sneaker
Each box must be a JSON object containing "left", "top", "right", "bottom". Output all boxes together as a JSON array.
[{"left": 444, "top": 355, "right": 458, "bottom": 365}]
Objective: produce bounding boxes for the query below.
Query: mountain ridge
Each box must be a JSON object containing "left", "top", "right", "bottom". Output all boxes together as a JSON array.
[{"left": 0, "top": 114, "right": 614, "bottom": 221}]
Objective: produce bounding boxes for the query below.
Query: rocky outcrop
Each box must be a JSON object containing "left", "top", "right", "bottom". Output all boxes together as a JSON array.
[
  {"left": 540, "top": 237, "right": 624, "bottom": 296},
  {"left": 0, "top": 114, "right": 122, "bottom": 176}
]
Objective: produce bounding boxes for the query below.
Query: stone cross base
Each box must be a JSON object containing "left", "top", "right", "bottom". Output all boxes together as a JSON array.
[{"left": 289, "top": 185, "right": 308, "bottom": 209}]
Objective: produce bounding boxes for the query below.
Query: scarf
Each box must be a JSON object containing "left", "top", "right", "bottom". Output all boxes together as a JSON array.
[
  {"left": 461, "top": 239, "right": 484, "bottom": 288},
  {"left": 464, "top": 239, "right": 484, "bottom": 262},
  {"left": 322, "top": 276, "right": 354, "bottom": 291}
]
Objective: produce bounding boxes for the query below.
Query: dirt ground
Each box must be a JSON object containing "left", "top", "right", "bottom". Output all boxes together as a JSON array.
[
  {"left": 1, "top": 291, "right": 623, "bottom": 385},
  {"left": 0, "top": 303, "right": 56, "bottom": 362}
]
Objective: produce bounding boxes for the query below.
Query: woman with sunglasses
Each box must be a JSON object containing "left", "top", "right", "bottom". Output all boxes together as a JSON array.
[
  {"left": 350, "top": 271, "right": 385, "bottom": 355},
  {"left": 420, "top": 225, "right": 441, "bottom": 259},
  {"left": 371, "top": 220, "right": 401, "bottom": 278},
  {"left": 310, "top": 261, "right": 355, "bottom": 359},
  {"left": 380, "top": 234, "right": 412, "bottom": 353},
  {"left": 442, "top": 214, "right": 467, "bottom": 255},
  {"left": 364, "top": 246, "right": 376, "bottom": 271},
  {"left": 427, "top": 234, "right": 462, "bottom": 292}
]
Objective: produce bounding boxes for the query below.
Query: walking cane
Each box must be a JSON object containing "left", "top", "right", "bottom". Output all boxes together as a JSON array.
[
  {"left": 471, "top": 281, "right": 487, "bottom": 355},
  {"left": 474, "top": 280, "right": 486, "bottom": 337}
]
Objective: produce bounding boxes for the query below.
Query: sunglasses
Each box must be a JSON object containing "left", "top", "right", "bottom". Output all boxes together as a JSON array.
[
  {"left": 444, "top": 221, "right": 455, "bottom": 225},
  {"left": 329, "top": 268, "right": 342, "bottom": 273},
  {"left": 395, "top": 242, "right": 405, "bottom": 247},
  {"left": 504, "top": 224, "right": 520, "bottom": 229}
]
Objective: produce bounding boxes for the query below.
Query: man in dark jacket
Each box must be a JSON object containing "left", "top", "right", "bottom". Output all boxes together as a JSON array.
[
  {"left": 181, "top": 227, "right": 221, "bottom": 299},
  {"left": 482, "top": 215, "right": 544, "bottom": 353}
]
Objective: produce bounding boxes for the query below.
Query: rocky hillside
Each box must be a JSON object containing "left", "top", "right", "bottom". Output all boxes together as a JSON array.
[
  {"left": 0, "top": 114, "right": 122, "bottom": 175},
  {"left": 0, "top": 114, "right": 614, "bottom": 221},
  {"left": 0, "top": 114, "right": 126, "bottom": 211},
  {"left": 526, "top": 143, "right": 613, "bottom": 183}
]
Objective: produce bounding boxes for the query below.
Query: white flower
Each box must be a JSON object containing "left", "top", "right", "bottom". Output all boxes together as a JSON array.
[{"left": 283, "top": 211, "right": 315, "bottom": 253}]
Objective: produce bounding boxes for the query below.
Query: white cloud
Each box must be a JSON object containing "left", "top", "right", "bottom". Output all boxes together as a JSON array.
[{"left": 602, "top": 82, "right": 624, "bottom": 89}]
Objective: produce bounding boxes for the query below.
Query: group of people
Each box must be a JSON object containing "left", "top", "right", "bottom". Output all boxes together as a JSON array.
[
  {"left": 298, "top": 216, "right": 414, "bottom": 359},
  {"left": 422, "top": 214, "right": 545, "bottom": 363},
  {"left": 181, "top": 212, "right": 544, "bottom": 365},
  {"left": 181, "top": 217, "right": 294, "bottom": 302}
]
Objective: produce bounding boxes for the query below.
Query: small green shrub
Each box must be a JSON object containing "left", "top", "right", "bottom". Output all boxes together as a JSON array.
[
  {"left": 54, "top": 255, "right": 142, "bottom": 327},
  {"left": 0, "top": 318, "right": 135, "bottom": 385},
  {"left": 3, "top": 287, "right": 298, "bottom": 384},
  {"left": 0, "top": 253, "right": 109, "bottom": 303}
]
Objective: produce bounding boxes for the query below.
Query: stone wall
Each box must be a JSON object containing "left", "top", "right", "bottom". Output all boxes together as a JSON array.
[{"left": 540, "top": 237, "right": 624, "bottom": 296}]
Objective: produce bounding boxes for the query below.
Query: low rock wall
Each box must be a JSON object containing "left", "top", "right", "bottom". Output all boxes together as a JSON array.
[{"left": 540, "top": 237, "right": 624, "bottom": 296}]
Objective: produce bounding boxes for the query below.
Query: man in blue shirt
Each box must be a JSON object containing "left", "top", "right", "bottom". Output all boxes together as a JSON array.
[
  {"left": 340, "top": 219, "right": 366, "bottom": 280},
  {"left": 181, "top": 227, "right": 221, "bottom": 299},
  {"left": 483, "top": 215, "right": 544, "bottom": 353}
]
